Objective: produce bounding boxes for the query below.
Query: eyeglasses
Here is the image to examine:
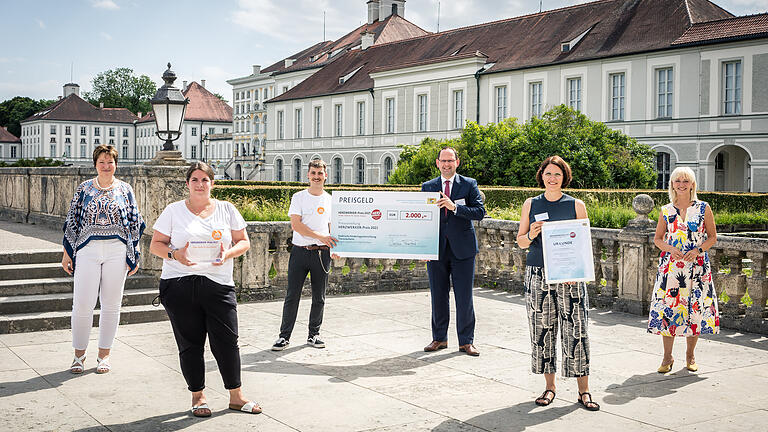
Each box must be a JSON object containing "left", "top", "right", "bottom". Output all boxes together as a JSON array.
[{"left": 438, "top": 159, "right": 457, "bottom": 163}]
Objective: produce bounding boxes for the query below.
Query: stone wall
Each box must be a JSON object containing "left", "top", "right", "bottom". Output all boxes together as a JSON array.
[{"left": 1, "top": 167, "right": 766, "bottom": 334}]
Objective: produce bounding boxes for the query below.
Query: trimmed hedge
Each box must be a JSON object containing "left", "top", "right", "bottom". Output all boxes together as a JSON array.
[{"left": 213, "top": 183, "right": 766, "bottom": 213}]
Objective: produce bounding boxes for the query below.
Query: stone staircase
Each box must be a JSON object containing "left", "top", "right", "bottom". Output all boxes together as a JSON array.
[{"left": 0, "top": 250, "right": 168, "bottom": 334}]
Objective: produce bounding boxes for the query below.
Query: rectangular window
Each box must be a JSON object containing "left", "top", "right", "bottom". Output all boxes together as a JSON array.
[
  {"left": 357, "top": 101, "right": 365, "bottom": 135},
  {"left": 495, "top": 86, "right": 507, "bottom": 123},
  {"left": 723, "top": 60, "right": 742, "bottom": 115},
  {"left": 50, "top": 125, "right": 56, "bottom": 135},
  {"left": 50, "top": 144, "right": 56, "bottom": 157},
  {"left": 65, "top": 126, "right": 71, "bottom": 135},
  {"left": 530, "top": 82, "right": 542, "bottom": 118},
  {"left": 121, "top": 128, "right": 127, "bottom": 137},
  {"left": 80, "top": 145, "right": 86, "bottom": 158},
  {"left": 610, "top": 73, "right": 625, "bottom": 121},
  {"left": 191, "top": 145, "right": 197, "bottom": 159},
  {"left": 208, "top": 127, "right": 215, "bottom": 135},
  {"left": 335, "top": 104, "right": 343, "bottom": 137},
  {"left": 333, "top": 158, "right": 342, "bottom": 184},
  {"left": 109, "top": 139, "right": 114, "bottom": 145},
  {"left": 567, "top": 78, "right": 582, "bottom": 111},
  {"left": 453, "top": 90, "right": 464, "bottom": 129},
  {"left": 295, "top": 108, "right": 302, "bottom": 139},
  {"left": 94, "top": 127, "right": 100, "bottom": 136},
  {"left": 191, "top": 127, "right": 197, "bottom": 136},
  {"left": 50, "top": 137, "right": 56, "bottom": 143},
  {"left": 80, "top": 138, "right": 86, "bottom": 144},
  {"left": 94, "top": 139, "right": 100, "bottom": 145},
  {"left": 656, "top": 152, "right": 671, "bottom": 189},
  {"left": 80, "top": 126, "right": 86, "bottom": 135},
  {"left": 122, "top": 144, "right": 128, "bottom": 160},
  {"left": 277, "top": 110, "right": 284, "bottom": 139},
  {"left": 417, "top": 94, "right": 427, "bottom": 132},
  {"left": 314, "top": 106, "right": 321, "bottom": 138},
  {"left": 11, "top": 146, "right": 17, "bottom": 158},
  {"left": 657, "top": 68, "right": 673, "bottom": 118},
  {"left": 386, "top": 98, "right": 395, "bottom": 134},
  {"left": 223, "top": 128, "right": 229, "bottom": 133},
  {"left": 109, "top": 127, "right": 115, "bottom": 137}
]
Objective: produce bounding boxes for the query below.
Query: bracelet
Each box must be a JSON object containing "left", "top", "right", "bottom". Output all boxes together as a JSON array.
[{"left": 526, "top": 232, "right": 532, "bottom": 241}]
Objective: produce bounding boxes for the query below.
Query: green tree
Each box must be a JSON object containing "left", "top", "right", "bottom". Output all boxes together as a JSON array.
[
  {"left": 82, "top": 68, "right": 157, "bottom": 115},
  {"left": 213, "top": 93, "right": 229, "bottom": 103},
  {"left": 0, "top": 97, "right": 55, "bottom": 137},
  {"left": 388, "top": 105, "right": 656, "bottom": 188}
]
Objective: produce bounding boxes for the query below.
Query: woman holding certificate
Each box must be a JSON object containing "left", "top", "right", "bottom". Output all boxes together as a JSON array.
[
  {"left": 149, "top": 162, "right": 261, "bottom": 417},
  {"left": 516, "top": 156, "right": 599, "bottom": 411},
  {"left": 648, "top": 167, "right": 719, "bottom": 373}
]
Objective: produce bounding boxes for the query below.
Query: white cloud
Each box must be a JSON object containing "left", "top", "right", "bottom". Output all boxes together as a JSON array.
[
  {"left": 92, "top": 0, "right": 119, "bottom": 10},
  {"left": 100, "top": 32, "right": 113, "bottom": 40},
  {"left": 231, "top": 0, "right": 351, "bottom": 44},
  {"left": 35, "top": 19, "right": 45, "bottom": 29},
  {"left": 0, "top": 79, "right": 60, "bottom": 100}
]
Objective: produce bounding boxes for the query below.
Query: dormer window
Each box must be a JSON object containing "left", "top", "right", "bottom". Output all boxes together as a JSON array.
[
  {"left": 339, "top": 66, "right": 364, "bottom": 85},
  {"left": 561, "top": 25, "right": 594, "bottom": 53}
]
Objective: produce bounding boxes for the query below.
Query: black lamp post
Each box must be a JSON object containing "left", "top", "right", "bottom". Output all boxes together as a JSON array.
[{"left": 151, "top": 63, "right": 188, "bottom": 151}]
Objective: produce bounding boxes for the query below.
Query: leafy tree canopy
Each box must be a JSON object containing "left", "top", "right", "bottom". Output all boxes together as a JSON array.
[
  {"left": 0, "top": 97, "right": 55, "bottom": 137},
  {"left": 82, "top": 68, "right": 157, "bottom": 115},
  {"left": 213, "top": 93, "right": 229, "bottom": 103},
  {"left": 0, "top": 157, "right": 64, "bottom": 167},
  {"left": 388, "top": 105, "right": 656, "bottom": 189}
]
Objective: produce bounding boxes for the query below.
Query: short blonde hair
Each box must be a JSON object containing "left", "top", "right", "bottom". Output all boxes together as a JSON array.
[{"left": 668, "top": 167, "right": 698, "bottom": 204}]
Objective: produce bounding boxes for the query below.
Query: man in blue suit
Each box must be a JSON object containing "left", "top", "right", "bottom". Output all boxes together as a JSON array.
[{"left": 421, "top": 147, "right": 485, "bottom": 356}]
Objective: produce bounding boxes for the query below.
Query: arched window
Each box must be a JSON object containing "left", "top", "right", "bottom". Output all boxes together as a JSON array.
[
  {"left": 384, "top": 156, "right": 393, "bottom": 182},
  {"left": 275, "top": 159, "right": 283, "bottom": 181},
  {"left": 355, "top": 156, "right": 365, "bottom": 184},
  {"left": 294, "top": 158, "right": 302, "bottom": 181},
  {"left": 333, "top": 157, "right": 342, "bottom": 184},
  {"left": 656, "top": 152, "right": 671, "bottom": 189}
]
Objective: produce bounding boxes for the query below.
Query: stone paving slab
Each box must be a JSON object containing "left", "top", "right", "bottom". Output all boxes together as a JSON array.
[
  {"left": 0, "top": 289, "right": 767, "bottom": 431},
  {"left": 0, "top": 220, "right": 61, "bottom": 252}
]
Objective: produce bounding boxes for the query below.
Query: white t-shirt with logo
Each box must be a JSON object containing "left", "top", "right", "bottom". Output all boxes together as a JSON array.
[
  {"left": 288, "top": 189, "right": 332, "bottom": 246},
  {"left": 153, "top": 199, "right": 247, "bottom": 286}
]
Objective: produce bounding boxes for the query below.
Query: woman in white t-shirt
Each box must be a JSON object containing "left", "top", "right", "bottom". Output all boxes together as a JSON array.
[{"left": 149, "top": 162, "right": 260, "bottom": 417}]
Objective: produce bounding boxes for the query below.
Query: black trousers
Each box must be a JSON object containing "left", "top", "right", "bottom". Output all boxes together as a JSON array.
[
  {"left": 159, "top": 275, "right": 241, "bottom": 392},
  {"left": 279, "top": 246, "right": 330, "bottom": 340}
]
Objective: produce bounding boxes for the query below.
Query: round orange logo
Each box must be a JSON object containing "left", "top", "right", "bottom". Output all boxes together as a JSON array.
[
  {"left": 211, "top": 230, "right": 222, "bottom": 240},
  {"left": 317, "top": 207, "right": 325, "bottom": 214}
]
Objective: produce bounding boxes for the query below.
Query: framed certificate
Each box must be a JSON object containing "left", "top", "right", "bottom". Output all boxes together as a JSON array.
[
  {"left": 331, "top": 191, "right": 440, "bottom": 260},
  {"left": 540, "top": 218, "right": 595, "bottom": 284},
  {"left": 187, "top": 239, "right": 222, "bottom": 263}
]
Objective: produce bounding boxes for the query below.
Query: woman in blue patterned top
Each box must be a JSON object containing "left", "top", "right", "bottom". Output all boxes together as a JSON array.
[{"left": 62, "top": 145, "right": 145, "bottom": 374}]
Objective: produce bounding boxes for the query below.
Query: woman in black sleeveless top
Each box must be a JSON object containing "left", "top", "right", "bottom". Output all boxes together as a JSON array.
[{"left": 516, "top": 156, "right": 599, "bottom": 411}]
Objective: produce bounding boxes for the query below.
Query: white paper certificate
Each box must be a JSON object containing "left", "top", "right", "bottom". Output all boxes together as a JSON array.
[
  {"left": 331, "top": 191, "right": 440, "bottom": 259},
  {"left": 540, "top": 218, "right": 595, "bottom": 284},
  {"left": 187, "top": 239, "right": 222, "bottom": 263}
]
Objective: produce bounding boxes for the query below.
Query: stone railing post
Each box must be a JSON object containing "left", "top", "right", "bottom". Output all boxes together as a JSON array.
[{"left": 616, "top": 194, "right": 657, "bottom": 314}]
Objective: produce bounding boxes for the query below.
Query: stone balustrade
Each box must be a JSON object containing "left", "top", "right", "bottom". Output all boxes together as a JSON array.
[{"left": 1, "top": 167, "right": 766, "bottom": 334}]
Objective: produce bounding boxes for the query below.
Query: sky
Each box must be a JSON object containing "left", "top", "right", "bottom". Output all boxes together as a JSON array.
[{"left": 2, "top": 0, "right": 767, "bottom": 104}]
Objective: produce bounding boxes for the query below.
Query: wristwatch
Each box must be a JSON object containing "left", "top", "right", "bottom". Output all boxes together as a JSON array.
[
  {"left": 167, "top": 248, "right": 176, "bottom": 260},
  {"left": 698, "top": 247, "right": 704, "bottom": 254}
]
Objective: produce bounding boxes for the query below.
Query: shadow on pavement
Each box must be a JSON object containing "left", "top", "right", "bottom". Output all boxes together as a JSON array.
[
  {"left": 602, "top": 370, "right": 707, "bottom": 405},
  {"left": 72, "top": 410, "right": 207, "bottom": 432},
  {"left": 431, "top": 400, "right": 579, "bottom": 432}
]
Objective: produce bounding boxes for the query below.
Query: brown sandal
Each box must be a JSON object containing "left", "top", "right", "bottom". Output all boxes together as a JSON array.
[
  {"left": 578, "top": 392, "right": 600, "bottom": 411},
  {"left": 535, "top": 389, "right": 556, "bottom": 406}
]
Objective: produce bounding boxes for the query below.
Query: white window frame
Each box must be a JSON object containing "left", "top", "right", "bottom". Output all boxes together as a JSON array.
[
  {"left": 656, "top": 67, "right": 673, "bottom": 118},
  {"left": 495, "top": 86, "right": 507, "bottom": 123},
  {"left": 357, "top": 101, "right": 365, "bottom": 135},
  {"left": 313, "top": 105, "right": 322, "bottom": 138},
  {"left": 567, "top": 77, "right": 582, "bottom": 111},
  {"left": 295, "top": 107, "right": 302, "bottom": 139},
  {"left": 530, "top": 82, "right": 543, "bottom": 119},
  {"left": 453, "top": 89, "right": 464, "bottom": 129},
  {"left": 385, "top": 97, "right": 396, "bottom": 134},
  {"left": 417, "top": 94, "right": 428, "bottom": 132},
  {"left": 722, "top": 60, "right": 742, "bottom": 115},
  {"left": 334, "top": 104, "right": 343, "bottom": 137},
  {"left": 609, "top": 72, "right": 626, "bottom": 121},
  {"left": 277, "top": 110, "right": 285, "bottom": 140},
  {"left": 355, "top": 156, "right": 365, "bottom": 184}
]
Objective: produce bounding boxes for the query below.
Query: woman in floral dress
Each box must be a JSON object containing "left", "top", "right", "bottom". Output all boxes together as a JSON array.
[{"left": 648, "top": 167, "right": 719, "bottom": 373}]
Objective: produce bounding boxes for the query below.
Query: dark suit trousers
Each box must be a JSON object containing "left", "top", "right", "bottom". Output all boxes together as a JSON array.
[
  {"left": 279, "top": 246, "right": 330, "bottom": 340},
  {"left": 427, "top": 242, "right": 476, "bottom": 346}
]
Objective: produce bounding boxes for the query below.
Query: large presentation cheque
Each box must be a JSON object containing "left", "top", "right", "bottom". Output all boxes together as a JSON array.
[
  {"left": 541, "top": 218, "right": 595, "bottom": 284},
  {"left": 331, "top": 191, "right": 440, "bottom": 260}
]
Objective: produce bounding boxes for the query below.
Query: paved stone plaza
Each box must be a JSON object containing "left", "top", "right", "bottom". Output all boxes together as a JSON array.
[{"left": 0, "top": 220, "right": 767, "bottom": 431}]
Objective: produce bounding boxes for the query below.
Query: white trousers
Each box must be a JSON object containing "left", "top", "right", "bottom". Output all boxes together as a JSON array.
[{"left": 71, "top": 239, "right": 128, "bottom": 350}]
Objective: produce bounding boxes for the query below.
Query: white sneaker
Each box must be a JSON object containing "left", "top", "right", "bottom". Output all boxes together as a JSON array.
[
  {"left": 271, "top": 337, "right": 290, "bottom": 351},
  {"left": 307, "top": 335, "right": 325, "bottom": 348}
]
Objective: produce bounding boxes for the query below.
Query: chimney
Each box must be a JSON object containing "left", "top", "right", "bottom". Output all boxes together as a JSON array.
[
  {"left": 201, "top": 79, "right": 206, "bottom": 88},
  {"left": 183, "top": 80, "right": 188, "bottom": 91},
  {"left": 361, "top": 31, "right": 375, "bottom": 50},
  {"left": 253, "top": 64, "right": 261, "bottom": 75},
  {"left": 63, "top": 83, "right": 80, "bottom": 97},
  {"left": 284, "top": 58, "right": 295, "bottom": 68},
  {"left": 367, "top": 0, "right": 379, "bottom": 24},
  {"left": 379, "top": 0, "right": 404, "bottom": 20},
  {"left": 137, "top": 112, "right": 142, "bottom": 118},
  {"left": 99, "top": 102, "right": 104, "bottom": 109}
]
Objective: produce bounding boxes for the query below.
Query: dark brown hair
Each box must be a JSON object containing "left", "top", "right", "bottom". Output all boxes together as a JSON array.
[
  {"left": 438, "top": 146, "right": 459, "bottom": 160},
  {"left": 308, "top": 158, "right": 327, "bottom": 171},
  {"left": 186, "top": 161, "right": 215, "bottom": 182},
  {"left": 92, "top": 145, "right": 118, "bottom": 166},
  {"left": 536, "top": 155, "right": 572, "bottom": 188}
]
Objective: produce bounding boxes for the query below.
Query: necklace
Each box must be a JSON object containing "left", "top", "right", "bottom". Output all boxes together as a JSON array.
[
  {"left": 95, "top": 177, "right": 115, "bottom": 190},
  {"left": 186, "top": 199, "right": 213, "bottom": 216}
]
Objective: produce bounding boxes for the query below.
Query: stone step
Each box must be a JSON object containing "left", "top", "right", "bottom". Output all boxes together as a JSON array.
[
  {"left": 0, "top": 274, "right": 157, "bottom": 297},
  {"left": 0, "top": 304, "right": 168, "bottom": 334},
  {"left": 0, "top": 263, "right": 66, "bottom": 281},
  {"left": 0, "top": 288, "right": 159, "bottom": 315},
  {"left": 0, "top": 249, "right": 62, "bottom": 265}
]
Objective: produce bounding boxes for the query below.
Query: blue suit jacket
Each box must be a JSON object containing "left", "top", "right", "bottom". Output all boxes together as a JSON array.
[{"left": 421, "top": 174, "right": 485, "bottom": 260}]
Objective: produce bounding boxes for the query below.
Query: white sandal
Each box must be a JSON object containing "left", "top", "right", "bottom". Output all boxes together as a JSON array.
[
  {"left": 70, "top": 354, "right": 86, "bottom": 374},
  {"left": 95, "top": 356, "right": 111, "bottom": 374},
  {"left": 229, "top": 401, "right": 262, "bottom": 414}
]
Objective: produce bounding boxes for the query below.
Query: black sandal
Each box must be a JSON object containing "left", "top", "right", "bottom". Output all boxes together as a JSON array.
[
  {"left": 578, "top": 392, "right": 600, "bottom": 411},
  {"left": 535, "top": 389, "right": 556, "bottom": 406}
]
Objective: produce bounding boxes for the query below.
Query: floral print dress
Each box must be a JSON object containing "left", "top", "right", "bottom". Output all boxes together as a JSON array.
[{"left": 647, "top": 201, "right": 720, "bottom": 337}]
